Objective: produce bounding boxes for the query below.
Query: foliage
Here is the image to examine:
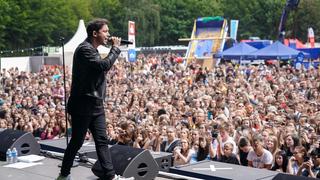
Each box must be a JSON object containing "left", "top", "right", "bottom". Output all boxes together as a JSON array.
[
  {"left": 293, "top": 0, "right": 320, "bottom": 42},
  {"left": 155, "top": 0, "right": 223, "bottom": 45},
  {"left": 0, "top": 0, "right": 319, "bottom": 50}
]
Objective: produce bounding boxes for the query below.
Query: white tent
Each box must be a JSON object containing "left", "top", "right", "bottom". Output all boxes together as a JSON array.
[{"left": 62, "top": 19, "right": 86, "bottom": 52}]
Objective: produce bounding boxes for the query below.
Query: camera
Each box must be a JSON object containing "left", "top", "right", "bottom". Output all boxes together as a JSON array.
[{"left": 211, "top": 129, "right": 219, "bottom": 139}]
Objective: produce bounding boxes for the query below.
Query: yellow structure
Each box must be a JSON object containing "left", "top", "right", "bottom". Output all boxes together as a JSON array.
[{"left": 180, "top": 17, "right": 228, "bottom": 69}]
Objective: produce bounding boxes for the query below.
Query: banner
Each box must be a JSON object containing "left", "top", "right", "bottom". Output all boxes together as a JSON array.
[
  {"left": 308, "top": 27, "right": 315, "bottom": 48},
  {"left": 128, "top": 21, "right": 136, "bottom": 48},
  {"left": 128, "top": 49, "right": 136, "bottom": 62},
  {"left": 128, "top": 21, "right": 136, "bottom": 62},
  {"left": 230, "top": 20, "right": 239, "bottom": 40},
  {"left": 294, "top": 52, "right": 304, "bottom": 70}
]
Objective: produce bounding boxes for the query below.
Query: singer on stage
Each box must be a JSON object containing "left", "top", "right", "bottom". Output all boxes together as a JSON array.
[{"left": 57, "top": 19, "right": 131, "bottom": 180}]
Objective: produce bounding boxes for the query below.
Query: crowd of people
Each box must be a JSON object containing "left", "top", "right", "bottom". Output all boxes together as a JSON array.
[{"left": 0, "top": 53, "right": 319, "bottom": 178}]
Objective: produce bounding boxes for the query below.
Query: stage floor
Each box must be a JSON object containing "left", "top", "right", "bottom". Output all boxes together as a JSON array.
[
  {"left": 0, "top": 158, "right": 172, "bottom": 180},
  {"left": 170, "top": 160, "right": 279, "bottom": 180}
]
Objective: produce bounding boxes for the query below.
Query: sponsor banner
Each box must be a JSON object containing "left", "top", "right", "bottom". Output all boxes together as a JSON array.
[
  {"left": 308, "top": 27, "right": 315, "bottom": 48},
  {"left": 230, "top": 20, "right": 239, "bottom": 40},
  {"left": 128, "top": 21, "right": 136, "bottom": 48},
  {"left": 128, "top": 49, "right": 136, "bottom": 62}
]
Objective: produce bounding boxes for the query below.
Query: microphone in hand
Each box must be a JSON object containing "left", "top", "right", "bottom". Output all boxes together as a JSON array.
[{"left": 107, "top": 37, "right": 133, "bottom": 45}]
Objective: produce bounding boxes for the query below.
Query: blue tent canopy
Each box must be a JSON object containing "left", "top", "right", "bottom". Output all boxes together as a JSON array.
[
  {"left": 216, "top": 42, "right": 258, "bottom": 60},
  {"left": 248, "top": 41, "right": 309, "bottom": 60},
  {"left": 245, "top": 40, "right": 272, "bottom": 49}
]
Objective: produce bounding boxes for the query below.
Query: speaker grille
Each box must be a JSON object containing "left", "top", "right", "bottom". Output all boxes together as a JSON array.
[
  {"left": 0, "top": 129, "right": 40, "bottom": 160},
  {"left": 92, "top": 145, "right": 159, "bottom": 180}
]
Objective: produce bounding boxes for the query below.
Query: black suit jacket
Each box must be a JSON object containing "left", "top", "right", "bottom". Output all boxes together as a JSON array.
[{"left": 67, "top": 39, "right": 121, "bottom": 115}]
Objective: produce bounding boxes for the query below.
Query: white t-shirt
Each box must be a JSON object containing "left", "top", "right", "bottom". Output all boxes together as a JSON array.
[{"left": 247, "top": 149, "right": 273, "bottom": 168}]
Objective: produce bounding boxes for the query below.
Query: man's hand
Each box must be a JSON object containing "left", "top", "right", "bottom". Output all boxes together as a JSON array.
[{"left": 109, "top": 36, "right": 121, "bottom": 47}]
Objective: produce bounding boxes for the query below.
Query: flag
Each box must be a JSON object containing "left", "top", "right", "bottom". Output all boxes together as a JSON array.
[
  {"left": 230, "top": 20, "right": 239, "bottom": 40},
  {"left": 308, "top": 27, "right": 315, "bottom": 48}
]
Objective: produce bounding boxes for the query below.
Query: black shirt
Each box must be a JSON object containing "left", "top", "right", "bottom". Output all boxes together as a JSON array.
[
  {"left": 220, "top": 154, "right": 240, "bottom": 165},
  {"left": 239, "top": 149, "right": 249, "bottom": 166}
]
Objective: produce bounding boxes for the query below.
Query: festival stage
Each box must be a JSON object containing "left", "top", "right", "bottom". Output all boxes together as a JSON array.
[
  {"left": 170, "top": 160, "right": 278, "bottom": 180},
  {"left": 1, "top": 138, "right": 314, "bottom": 180},
  {"left": 169, "top": 160, "right": 315, "bottom": 180},
  {"left": 40, "top": 138, "right": 173, "bottom": 173},
  {"left": 1, "top": 157, "right": 314, "bottom": 180},
  {"left": 0, "top": 157, "right": 176, "bottom": 180},
  {"left": 0, "top": 158, "right": 97, "bottom": 180}
]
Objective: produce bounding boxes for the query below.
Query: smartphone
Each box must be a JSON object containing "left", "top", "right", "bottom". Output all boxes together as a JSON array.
[
  {"left": 207, "top": 111, "right": 213, "bottom": 120},
  {"left": 192, "top": 117, "right": 196, "bottom": 123}
]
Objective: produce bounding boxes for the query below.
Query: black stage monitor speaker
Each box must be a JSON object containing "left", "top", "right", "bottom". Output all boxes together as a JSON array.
[
  {"left": 92, "top": 145, "right": 159, "bottom": 180},
  {"left": 0, "top": 129, "right": 40, "bottom": 161},
  {"left": 151, "top": 151, "right": 173, "bottom": 172}
]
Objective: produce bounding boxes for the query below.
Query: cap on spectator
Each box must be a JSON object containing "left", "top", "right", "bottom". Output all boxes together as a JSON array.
[{"left": 0, "top": 98, "right": 4, "bottom": 106}]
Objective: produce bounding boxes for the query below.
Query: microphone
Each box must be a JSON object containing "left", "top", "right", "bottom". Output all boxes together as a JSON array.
[{"left": 107, "top": 37, "right": 133, "bottom": 45}]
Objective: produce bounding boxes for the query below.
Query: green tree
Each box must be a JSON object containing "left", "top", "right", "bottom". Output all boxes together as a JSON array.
[
  {"left": 1, "top": 0, "right": 92, "bottom": 50},
  {"left": 156, "top": 0, "right": 223, "bottom": 45},
  {"left": 293, "top": 0, "right": 320, "bottom": 42},
  {"left": 92, "top": 0, "right": 160, "bottom": 46},
  {"left": 221, "top": 0, "right": 284, "bottom": 40},
  {"left": 28, "top": 0, "right": 92, "bottom": 47},
  {"left": 0, "top": 0, "right": 11, "bottom": 49},
  {"left": 119, "top": 0, "right": 160, "bottom": 46},
  {"left": 1, "top": 0, "right": 320, "bottom": 49},
  {"left": 90, "top": 0, "right": 122, "bottom": 33}
]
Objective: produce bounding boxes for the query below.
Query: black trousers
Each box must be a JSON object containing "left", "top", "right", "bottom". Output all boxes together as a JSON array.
[{"left": 60, "top": 113, "right": 115, "bottom": 179}]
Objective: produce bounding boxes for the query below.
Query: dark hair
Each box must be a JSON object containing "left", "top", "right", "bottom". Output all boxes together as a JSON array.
[
  {"left": 197, "top": 137, "right": 209, "bottom": 161},
  {"left": 271, "top": 150, "right": 289, "bottom": 172},
  {"left": 238, "top": 137, "right": 250, "bottom": 148},
  {"left": 86, "top": 18, "right": 109, "bottom": 40},
  {"left": 310, "top": 148, "right": 320, "bottom": 158},
  {"left": 157, "top": 109, "right": 167, "bottom": 117},
  {"left": 284, "top": 134, "right": 300, "bottom": 148}
]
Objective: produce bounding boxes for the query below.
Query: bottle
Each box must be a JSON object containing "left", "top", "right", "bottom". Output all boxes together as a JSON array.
[
  {"left": 11, "top": 148, "right": 18, "bottom": 163},
  {"left": 6, "top": 148, "right": 12, "bottom": 164}
]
